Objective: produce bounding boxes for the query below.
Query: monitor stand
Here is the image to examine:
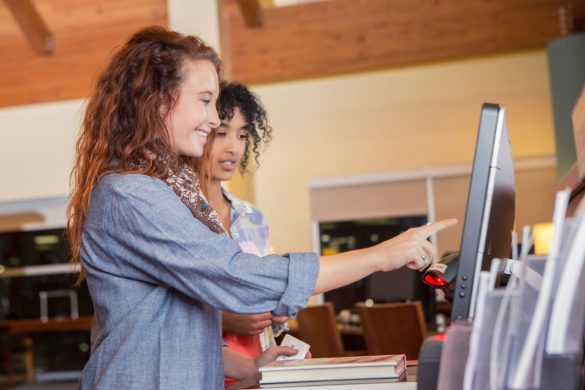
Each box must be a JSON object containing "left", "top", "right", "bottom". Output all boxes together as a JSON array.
[{"left": 417, "top": 334, "right": 444, "bottom": 390}]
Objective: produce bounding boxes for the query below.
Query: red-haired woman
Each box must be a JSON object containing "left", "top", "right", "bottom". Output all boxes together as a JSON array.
[{"left": 67, "top": 26, "right": 456, "bottom": 389}]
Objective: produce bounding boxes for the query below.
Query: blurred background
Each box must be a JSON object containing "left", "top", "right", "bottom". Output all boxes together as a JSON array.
[{"left": 1, "top": 0, "right": 584, "bottom": 387}]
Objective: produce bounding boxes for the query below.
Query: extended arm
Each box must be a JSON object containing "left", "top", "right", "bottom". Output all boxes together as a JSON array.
[{"left": 313, "top": 219, "right": 457, "bottom": 294}]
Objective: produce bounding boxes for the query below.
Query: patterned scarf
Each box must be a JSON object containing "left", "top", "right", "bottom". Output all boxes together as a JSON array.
[
  {"left": 164, "top": 161, "right": 226, "bottom": 235},
  {"left": 135, "top": 155, "right": 225, "bottom": 234}
]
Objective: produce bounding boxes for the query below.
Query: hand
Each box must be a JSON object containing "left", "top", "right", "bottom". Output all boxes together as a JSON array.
[
  {"left": 222, "top": 312, "right": 273, "bottom": 335},
  {"left": 254, "top": 346, "right": 311, "bottom": 369},
  {"left": 373, "top": 218, "right": 457, "bottom": 272},
  {"left": 271, "top": 316, "right": 289, "bottom": 325}
]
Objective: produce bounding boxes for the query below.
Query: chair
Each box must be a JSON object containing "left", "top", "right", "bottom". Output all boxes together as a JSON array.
[
  {"left": 356, "top": 301, "right": 427, "bottom": 360},
  {"left": 295, "top": 302, "right": 363, "bottom": 358}
]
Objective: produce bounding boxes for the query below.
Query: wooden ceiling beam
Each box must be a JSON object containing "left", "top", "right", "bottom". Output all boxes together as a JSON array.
[
  {"left": 4, "top": 0, "right": 54, "bottom": 55},
  {"left": 236, "top": 0, "right": 263, "bottom": 27},
  {"left": 0, "top": 0, "right": 168, "bottom": 108}
]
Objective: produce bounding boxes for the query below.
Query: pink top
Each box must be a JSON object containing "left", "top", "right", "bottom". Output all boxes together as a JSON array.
[{"left": 223, "top": 191, "right": 271, "bottom": 388}]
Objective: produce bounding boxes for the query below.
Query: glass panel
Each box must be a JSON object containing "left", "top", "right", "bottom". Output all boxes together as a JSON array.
[{"left": 0, "top": 228, "right": 70, "bottom": 268}]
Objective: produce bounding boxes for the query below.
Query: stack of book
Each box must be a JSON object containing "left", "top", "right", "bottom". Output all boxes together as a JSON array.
[{"left": 259, "top": 354, "right": 407, "bottom": 388}]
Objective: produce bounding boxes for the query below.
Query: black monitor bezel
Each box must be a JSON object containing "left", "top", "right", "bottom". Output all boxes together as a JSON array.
[{"left": 450, "top": 103, "right": 515, "bottom": 321}]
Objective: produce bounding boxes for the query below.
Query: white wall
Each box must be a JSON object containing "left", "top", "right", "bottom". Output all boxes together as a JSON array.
[
  {"left": 167, "top": 0, "right": 220, "bottom": 50},
  {"left": 251, "top": 51, "right": 556, "bottom": 254},
  {"left": 0, "top": 100, "right": 84, "bottom": 202}
]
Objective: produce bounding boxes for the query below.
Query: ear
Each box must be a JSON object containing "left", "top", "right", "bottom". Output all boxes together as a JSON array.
[
  {"left": 158, "top": 91, "right": 175, "bottom": 118},
  {"left": 159, "top": 102, "right": 170, "bottom": 119}
]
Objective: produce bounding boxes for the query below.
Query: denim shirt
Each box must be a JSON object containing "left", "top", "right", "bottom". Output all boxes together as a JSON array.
[{"left": 79, "top": 174, "right": 319, "bottom": 390}]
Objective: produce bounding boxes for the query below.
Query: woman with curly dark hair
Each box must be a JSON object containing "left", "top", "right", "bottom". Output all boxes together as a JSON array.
[
  {"left": 219, "top": 81, "right": 272, "bottom": 175},
  {"left": 195, "top": 82, "right": 287, "bottom": 388}
]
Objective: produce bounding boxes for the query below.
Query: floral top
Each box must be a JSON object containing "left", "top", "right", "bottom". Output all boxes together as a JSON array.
[{"left": 224, "top": 189, "right": 271, "bottom": 257}]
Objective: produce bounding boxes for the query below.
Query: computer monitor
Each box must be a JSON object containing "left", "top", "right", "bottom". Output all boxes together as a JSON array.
[
  {"left": 423, "top": 104, "right": 516, "bottom": 312},
  {"left": 450, "top": 103, "right": 516, "bottom": 321}
]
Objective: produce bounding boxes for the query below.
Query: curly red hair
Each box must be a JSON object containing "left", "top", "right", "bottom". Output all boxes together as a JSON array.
[{"left": 67, "top": 26, "right": 221, "bottom": 281}]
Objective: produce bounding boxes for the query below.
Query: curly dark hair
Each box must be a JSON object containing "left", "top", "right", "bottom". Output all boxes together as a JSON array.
[{"left": 217, "top": 81, "right": 273, "bottom": 173}]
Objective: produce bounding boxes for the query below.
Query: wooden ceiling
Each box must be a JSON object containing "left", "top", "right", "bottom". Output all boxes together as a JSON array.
[
  {"left": 220, "top": 0, "right": 578, "bottom": 85},
  {"left": 0, "top": 0, "right": 167, "bottom": 108},
  {"left": 0, "top": 0, "right": 582, "bottom": 108}
]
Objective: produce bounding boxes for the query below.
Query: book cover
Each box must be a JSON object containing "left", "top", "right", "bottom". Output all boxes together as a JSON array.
[{"left": 259, "top": 354, "right": 406, "bottom": 385}]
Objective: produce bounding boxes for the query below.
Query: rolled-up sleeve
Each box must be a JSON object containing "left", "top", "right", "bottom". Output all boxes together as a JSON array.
[
  {"left": 273, "top": 252, "right": 318, "bottom": 318},
  {"left": 82, "top": 174, "right": 319, "bottom": 318}
]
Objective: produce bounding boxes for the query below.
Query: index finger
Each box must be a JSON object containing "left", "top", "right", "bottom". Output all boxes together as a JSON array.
[{"left": 415, "top": 218, "right": 457, "bottom": 238}]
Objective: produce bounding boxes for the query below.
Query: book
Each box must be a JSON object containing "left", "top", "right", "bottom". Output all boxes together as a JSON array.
[
  {"left": 259, "top": 354, "right": 406, "bottom": 387},
  {"left": 260, "top": 371, "right": 407, "bottom": 388}
]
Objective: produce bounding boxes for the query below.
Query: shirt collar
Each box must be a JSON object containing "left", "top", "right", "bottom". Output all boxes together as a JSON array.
[{"left": 222, "top": 187, "right": 254, "bottom": 216}]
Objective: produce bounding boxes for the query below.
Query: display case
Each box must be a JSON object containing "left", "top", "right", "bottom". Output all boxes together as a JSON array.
[{"left": 0, "top": 227, "right": 92, "bottom": 380}]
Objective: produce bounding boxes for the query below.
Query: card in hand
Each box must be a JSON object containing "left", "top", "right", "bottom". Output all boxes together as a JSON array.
[{"left": 278, "top": 334, "right": 310, "bottom": 360}]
